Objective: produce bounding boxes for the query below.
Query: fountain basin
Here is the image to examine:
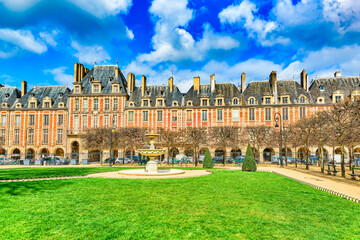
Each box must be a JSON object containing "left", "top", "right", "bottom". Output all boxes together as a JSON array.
[{"left": 118, "top": 168, "right": 185, "bottom": 176}]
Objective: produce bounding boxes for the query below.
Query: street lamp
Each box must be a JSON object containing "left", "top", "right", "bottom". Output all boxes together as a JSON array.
[
  {"left": 24, "top": 127, "right": 32, "bottom": 161},
  {"left": 109, "top": 119, "right": 116, "bottom": 167},
  {"left": 274, "top": 112, "right": 283, "bottom": 168}
]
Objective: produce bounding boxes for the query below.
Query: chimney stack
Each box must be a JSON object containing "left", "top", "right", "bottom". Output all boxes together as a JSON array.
[
  {"left": 127, "top": 73, "right": 135, "bottom": 93},
  {"left": 74, "top": 63, "right": 78, "bottom": 82},
  {"left": 241, "top": 72, "right": 246, "bottom": 93},
  {"left": 269, "top": 71, "right": 278, "bottom": 104},
  {"left": 210, "top": 74, "right": 215, "bottom": 92},
  {"left": 141, "top": 75, "right": 147, "bottom": 96},
  {"left": 80, "top": 64, "right": 84, "bottom": 80},
  {"left": 21, "top": 80, "right": 27, "bottom": 97},
  {"left": 194, "top": 76, "right": 200, "bottom": 92},
  {"left": 300, "top": 69, "right": 308, "bottom": 91},
  {"left": 168, "top": 77, "right": 173, "bottom": 92},
  {"left": 115, "top": 66, "right": 119, "bottom": 78}
]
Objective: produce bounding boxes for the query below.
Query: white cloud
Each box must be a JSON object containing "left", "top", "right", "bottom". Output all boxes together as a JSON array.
[
  {"left": 149, "top": 0, "right": 193, "bottom": 27},
  {"left": 39, "top": 30, "right": 58, "bottom": 47},
  {"left": 71, "top": 41, "right": 110, "bottom": 65},
  {"left": 68, "top": 0, "right": 132, "bottom": 18},
  {"left": 44, "top": 67, "right": 73, "bottom": 85},
  {"left": 0, "top": 28, "right": 47, "bottom": 54},
  {"left": 0, "top": 0, "right": 41, "bottom": 11},
  {"left": 126, "top": 26, "right": 134, "bottom": 40}
]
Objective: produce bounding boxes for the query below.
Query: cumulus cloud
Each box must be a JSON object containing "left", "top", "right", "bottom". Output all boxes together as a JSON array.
[
  {"left": 39, "top": 30, "right": 58, "bottom": 47},
  {"left": 126, "top": 26, "right": 134, "bottom": 40},
  {"left": 71, "top": 41, "right": 110, "bottom": 65},
  {"left": 0, "top": 28, "right": 47, "bottom": 54},
  {"left": 44, "top": 67, "right": 73, "bottom": 85},
  {"left": 0, "top": 0, "right": 41, "bottom": 11}
]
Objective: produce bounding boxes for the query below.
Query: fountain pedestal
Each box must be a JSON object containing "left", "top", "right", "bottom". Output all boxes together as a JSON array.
[{"left": 146, "top": 160, "right": 158, "bottom": 173}]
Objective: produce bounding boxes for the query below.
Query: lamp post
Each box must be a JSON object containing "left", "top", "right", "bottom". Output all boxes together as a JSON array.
[
  {"left": 109, "top": 119, "right": 115, "bottom": 167},
  {"left": 274, "top": 112, "right": 283, "bottom": 168},
  {"left": 24, "top": 127, "right": 32, "bottom": 161}
]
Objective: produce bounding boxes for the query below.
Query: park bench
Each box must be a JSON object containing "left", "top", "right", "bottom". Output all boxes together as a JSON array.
[
  {"left": 326, "top": 164, "right": 339, "bottom": 176},
  {"left": 348, "top": 166, "right": 360, "bottom": 180}
]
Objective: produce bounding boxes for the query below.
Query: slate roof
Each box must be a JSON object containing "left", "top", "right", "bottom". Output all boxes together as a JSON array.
[
  {"left": 309, "top": 76, "right": 360, "bottom": 104},
  {"left": 0, "top": 87, "right": 21, "bottom": 109},
  {"left": 72, "top": 65, "right": 127, "bottom": 94},
  {"left": 244, "top": 80, "right": 312, "bottom": 104},
  {"left": 14, "top": 86, "right": 71, "bottom": 109},
  {"left": 127, "top": 85, "right": 183, "bottom": 107},
  {"left": 184, "top": 83, "right": 242, "bottom": 106}
]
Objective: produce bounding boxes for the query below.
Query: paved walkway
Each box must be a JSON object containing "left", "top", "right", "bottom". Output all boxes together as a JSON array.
[{"left": 257, "top": 167, "right": 360, "bottom": 203}]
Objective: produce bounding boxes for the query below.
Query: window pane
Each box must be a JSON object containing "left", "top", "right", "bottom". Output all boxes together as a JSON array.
[{"left": 233, "top": 109, "right": 239, "bottom": 121}]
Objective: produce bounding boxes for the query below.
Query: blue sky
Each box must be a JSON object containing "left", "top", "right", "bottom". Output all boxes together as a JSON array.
[{"left": 0, "top": 0, "right": 360, "bottom": 92}]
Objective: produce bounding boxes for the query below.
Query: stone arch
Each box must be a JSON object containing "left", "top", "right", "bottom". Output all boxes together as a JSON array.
[
  {"left": 263, "top": 148, "right": 274, "bottom": 162},
  {"left": 199, "top": 148, "right": 207, "bottom": 155},
  {"left": 231, "top": 149, "right": 241, "bottom": 158},
  {"left": 354, "top": 147, "right": 360, "bottom": 159},
  {"left": 12, "top": 148, "right": 21, "bottom": 160},
  {"left": 185, "top": 149, "right": 193, "bottom": 157},
  {"left": 39, "top": 148, "right": 50, "bottom": 157},
  {"left": 89, "top": 149, "right": 101, "bottom": 162},
  {"left": 71, "top": 141, "right": 80, "bottom": 160},
  {"left": 170, "top": 147, "right": 179, "bottom": 158},
  {"left": 251, "top": 147, "right": 259, "bottom": 159},
  {"left": 297, "top": 147, "right": 309, "bottom": 161},
  {"left": 26, "top": 148, "right": 35, "bottom": 160},
  {"left": 55, "top": 148, "right": 64, "bottom": 157},
  {"left": 281, "top": 148, "right": 292, "bottom": 157},
  {"left": 0, "top": 148, "right": 5, "bottom": 155}
]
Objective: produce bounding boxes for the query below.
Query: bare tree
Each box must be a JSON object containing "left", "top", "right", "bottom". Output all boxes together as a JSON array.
[
  {"left": 120, "top": 127, "right": 147, "bottom": 165},
  {"left": 184, "top": 127, "right": 207, "bottom": 167},
  {"left": 159, "top": 128, "right": 183, "bottom": 165},
  {"left": 295, "top": 118, "right": 314, "bottom": 170},
  {"left": 246, "top": 125, "right": 272, "bottom": 162}
]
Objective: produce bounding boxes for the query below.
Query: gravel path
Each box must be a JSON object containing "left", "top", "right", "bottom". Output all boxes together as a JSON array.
[{"left": 87, "top": 170, "right": 213, "bottom": 179}]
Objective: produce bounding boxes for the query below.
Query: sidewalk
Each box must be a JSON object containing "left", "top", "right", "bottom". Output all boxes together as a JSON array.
[{"left": 258, "top": 166, "right": 360, "bottom": 203}]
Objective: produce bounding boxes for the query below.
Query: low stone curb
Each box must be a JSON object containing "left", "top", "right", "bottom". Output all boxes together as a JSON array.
[{"left": 0, "top": 176, "right": 87, "bottom": 183}]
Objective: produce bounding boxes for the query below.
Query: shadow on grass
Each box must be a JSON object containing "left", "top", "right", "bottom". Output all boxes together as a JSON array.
[{"left": 0, "top": 180, "right": 74, "bottom": 196}]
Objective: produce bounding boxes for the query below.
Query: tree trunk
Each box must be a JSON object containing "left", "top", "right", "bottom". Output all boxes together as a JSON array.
[
  {"left": 295, "top": 147, "right": 298, "bottom": 168},
  {"left": 285, "top": 146, "right": 288, "bottom": 167},
  {"left": 305, "top": 148, "right": 309, "bottom": 170},
  {"left": 167, "top": 147, "right": 170, "bottom": 165},
  {"left": 320, "top": 147, "right": 324, "bottom": 173},
  {"left": 340, "top": 147, "right": 345, "bottom": 177},
  {"left": 223, "top": 149, "right": 227, "bottom": 167},
  {"left": 194, "top": 149, "right": 198, "bottom": 167},
  {"left": 130, "top": 149, "right": 134, "bottom": 165},
  {"left": 348, "top": 147, "right": 353, "bottom": 170}
]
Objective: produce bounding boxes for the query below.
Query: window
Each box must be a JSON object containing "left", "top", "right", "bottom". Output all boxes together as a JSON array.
[
  {"left": 104, "top": 115, "right": 110, "bottom": 127},
  {"left": 83, "top": 99, "right": 88, "bottom": 111},
  {"left": 202, "top": 99, "right": 208, "bottom": 106},
  {"left": 320, "top": 85, "right": 324, "bottom": 91},
  {"left": 43, "top": 115, "right": 49, "bottom": 126},
  {"left": 1, "top": 129, "right": 5, "bottom": 142},
  {"left": 143, "top": 100, "right": 149, "bottom": 107},
  {"left": 57, "top": 129, "right": 63, "bottom": 144},
  {"left": 113, "top": 85, "right": 119, "bottom": 93},
  {"left": 14, "top": 129, "right": 20, "bottom": 144},
  {"left": 1, "top": 115, "right": 6, "bottom": 127},
  {"left": 142, "top": 111, "right": 149, "bottom": 122},
  {"left": 217, "top": 109, "right": 223, "bottom": 122},
  {"left": 171, "top": 110, "right": 177, "bottom": 122},
  {"left": 282, "top": 97, "right": 288, "bottom": 104},
  {"left": 75, "top": 86, "right": 80, "bottom": 93},
  {"left": 249, "top": 108, "right": 255, "bottom": 121},
  {"left": 265, "top": 97, "right": 271, "bottom": 104},
  {"left": 30, "top": 102, "right": 35, "bottom": 108},
  {"left": 187, "top": 101, "right": 192, "bottom": 106},
  {"left": 93, "top": 99, "right": 99, "bottom": 111},
  {"left": 128, "top": 111, "right": 134, "bottom": 122},
  {"left": 82, "top": 115, "right": 87, "bottom": 130},
  {"left": 157, "top": 99, "right": 163, "bottom": 106},
  {"left": 233, "top": 98, "right": 238, "bottom": 105},
  {"left": 202, "top": 110, "right": 207, "bottom": 121},
  {"left": 300, "top": 107, "right": 306, "bottom": 119},
  {"left": 94, "top": 85, "right": 100, "bottom": 93},
  {"left": 28, "top": 129, "right": 34, "bottom": 144},
  {"left": 113, "top": 115, "right": 118, "bottom": 128},
  {"left": 249, "top": 98, "right": 255, "bottom": 105},
  {"left": 157, "top": 111, "right": 163, "bottom": 122},
  {"left": 300, "top": 96, "right": 305, "bottom": 104},
  {"left": 265, "top": 108, "right": 271, "bottom": 121},
  {"left": 93, "top": 115, "right": 99, "bottom": 127},
  {"left": 233, "top": 109, "right": 239, "bottom": 122},
  {"left": 44, "top": 102, "right": 50, "bottom": 108},
  {"left": 186, "top": 110, "right": 192, "bottom": 122},
  {"left": 282, "top": 107, "right": 289, "bottom": 121},
  {"left": 58, "top": 114, "right": 63, "bottom": 126},
  {"left": 113, "top": 99, "right": 119, "bottom": 110},
  {"left": 29, "top": 115, "right": 35, "bottom": 126},
  {"left": 74, "top": 115, "right": 79, "bottom": 130},
  {"left": 105, "top": 99, "right": 110, "bottom": 110},
  {"left": 75, "top": 99, "right": 80, "bottom": 111},
  {"left": 43, "top": 129, "right": 48, "bottom": 144},
  {"left": 15, "top": 115, "right": 21, "bottom": 127},
  {"left": 335, "top": 96, "right": 341, "bottom": 103},
  {"left": 217, "top": 99, "right": 223, "bottom": 106}
]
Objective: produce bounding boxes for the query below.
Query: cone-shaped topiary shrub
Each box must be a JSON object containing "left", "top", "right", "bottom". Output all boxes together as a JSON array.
[
  {"left": 242, "top": 143, "right": 257, "bottom": 172},
  {"left": 203, "top": 148, "right": 213, "bottom": 168}
]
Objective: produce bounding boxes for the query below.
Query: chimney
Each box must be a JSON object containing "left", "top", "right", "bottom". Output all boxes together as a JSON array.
[
  {"left": 269, "top": 71, "right": 278, "bottom": 104},
  {"left": 74, "top": 62, "right": 78, "bottom": 82},
  {"left": 168, "top": 77, "right": 173, "bottom": 92},
  {"left": 193, "top": 76, "right": 200, "bottom": 92},
  {"left": 210, "top": 74, "right": 215, "bottom": 92},
  {"left": 141, "top": 75, "right": 147, "bottom": 96},
  {"left": 127, "top": 73, "right": 135, "bottom": 93},
  {"left": 241, "top": 72, "right": 246, "bottom": 93},
  {"left": 21, "top": 80, "right": 27, "bottom": 97},
  {"left": 334, "top": 71, "right": 341, "bottom": 77},
  {"left": 79, "top": 64, "right": 84, "bottom": 80},
  {"left": 300, "top": 69, "right": 308, "bottom": 91},
  {"left": 115, "top": 66, "right": 119, "bottom": 78}
]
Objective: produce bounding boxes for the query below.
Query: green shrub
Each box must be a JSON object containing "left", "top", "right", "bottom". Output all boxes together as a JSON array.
[
  {"left": 242, "top": 143, "right": 257, "bottom": 172},
  {"left": 203, "top": 148, "right": 213, "bottom": 168}
]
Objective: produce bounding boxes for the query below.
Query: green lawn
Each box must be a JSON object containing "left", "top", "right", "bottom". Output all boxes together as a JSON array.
[
  {"left": 0, "top": 166, "right": 200, "bottom": 180},
  {"left": 0, "top": 171, "right": 359, "bottom": 239}
]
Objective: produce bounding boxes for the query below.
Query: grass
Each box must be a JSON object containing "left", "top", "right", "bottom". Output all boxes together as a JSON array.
[
  {"left": 0, "top": 166, "right": 201, "bottom": 180},
  {"left": 0, "top": 170, "right": 359, "bottom": 239}
]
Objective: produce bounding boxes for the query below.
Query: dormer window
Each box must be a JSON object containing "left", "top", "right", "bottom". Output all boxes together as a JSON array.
[
  {"left": 30, "top": 102, "right": 36, "bottom": 108},
  {"left": 74, "top": 86, "right": 80, "bottom": 93},
  {"left": 160, "top": 91, "right": 164, "bottom": 96},
  {"left": 58, "top": 93, "right": 63, "bottom": 98},
  {"left": 187, "top": 101, "right": 193, "bottom": 106},
  {"left": 233, "top": 98, "right": 239, "bottom": 105},
  {"left": 319, "top": 85, "right": 324, "bottom": 91},
  {"left": 43, "top": 97, "right": 52, "bottom": 108},
  {"left": 143, "top": 100, "right": 149, "bottom": 107},
  {"left": 93, "top": 85, "right": 100, "bottom": 93},
  {"left": 202, "top": 99, "right": 208, "bottom": 106},
  {"left": 1, "top": 103, "right": 8, "bottom": 108},
  {"left": 265, "top": 97, "right": 271, "bottom": 104},
  {"left": 157, "top": 99, "right": 163, "bottom": 106},
  {"left": 5, "top": 93, "right": 9, "bottom": 98},
  {"left": 217, "top": 99, "right": 223, "bottom": 106},
  {"left": 172, "top": 101, "right": 178, "bottom": 107},
  {"left": 16, "top": 103, "right": 22, "bottom": 108},
  {"left": 282, "top": 97, "right": 288, "bottom": 104},
  {"left": 335, "top": 96, "right": 341, "bottom": 103},
  {"left": 44, "top": 102, "right": 50, "bottom": 108},
  {"left": 129, "top": 102, "right": 134, "bottom": 107},
  {"left": 317, "top": 97, "right": 325, "bottom": 104},
  {"left": 249, "top": 98, "right": 255, "bottom": 105},
  {"left": 332, "top": 90, "right": 344, "bottom": 103},
  {"left": 109, "top": 77, "right": 113, "bottom": 82},
  {"left": 300, "top": 96, "right": 305, "bottom": 104},
  {"left": 113, "top": 85, "right": 119, "bottom": 93},
  {"left": 58, "top": 102, "right": 64, "bottom": 108}
]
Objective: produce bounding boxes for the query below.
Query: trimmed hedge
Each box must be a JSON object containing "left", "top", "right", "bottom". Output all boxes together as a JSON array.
[
  {"left": 203, "top": 148, "right": 213, "bottom": 169},
  {"left": 242, "top": 143, "right": 257, "bottom": 172}
]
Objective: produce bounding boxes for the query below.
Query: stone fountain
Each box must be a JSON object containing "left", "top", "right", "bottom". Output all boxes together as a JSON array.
[{"left": 118, "top": 133, "right": 185, "bottom": 176}]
